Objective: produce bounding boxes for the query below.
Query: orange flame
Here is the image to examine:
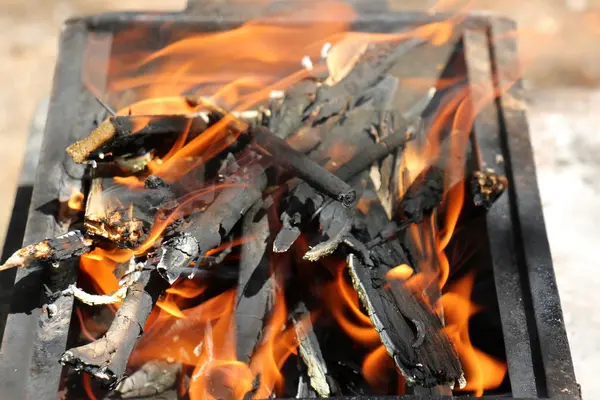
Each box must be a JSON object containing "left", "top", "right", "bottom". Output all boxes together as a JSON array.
[
  {"left": 442, "top": 273, "right": 507, "bottom": 395},
  {"left": 68, "top": 188, "right": 85, "bottom": 212},
  {"left": 324, "top": 263, "right": 380, "bottom": 347}
]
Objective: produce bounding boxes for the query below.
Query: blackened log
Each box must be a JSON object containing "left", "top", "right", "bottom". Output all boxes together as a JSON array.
[
  {"left": 471, "top": 169, "right": 508, "bottom": 210},
  {"left": 399, "top": 166, "right": 444, "bottom": 223},
  {"left": 158, "top": 164, "right": 267, "bottom": 280},
  {"left": 235, "top": 200, "right": 276, "bottom": 363},
  {"left": 85, "top": 176, "right": 176, "bottom": 248},
  {"left": 60, "top": 270, "right": 167, "bottom": 385},
  {"left": 115, "top": 360, "right": 181, "bottom": 398},
  {"left": 268, "top": 80, "right": 317, "bottom": 140},
  {"left": 345, "top": 254, "right": 462, "bottom": 387},
  {"left": 292, "top": 302, "right": 333, "bottom": 397},
  {"left": 66, "top": 114, "right": 208, "bottom": 163},
  {"left": 0, "top": 230, "right": 92, "bottom": 271},
  {"left": 252, "top": 126, "right": 355, "bottom": 207}
]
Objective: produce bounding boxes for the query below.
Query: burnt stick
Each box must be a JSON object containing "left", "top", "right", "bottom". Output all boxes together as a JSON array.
[
  {"left": 251, "top": 126, "right": 356, "bottom": 207},
  {"left": 158, "top": 163, "right": 267, "bottom": 280},
  {"left": 66, "top": 114, "right": 208, "bottom": 163},
  {"left": 335, "top": 128, "right": 413, "bottom": 183},
  {"left": 0, "top": 230, "right": 92, "bottom": 271},
  {"left": 60, "top": 270, "right": 168, "bottom": 385}
]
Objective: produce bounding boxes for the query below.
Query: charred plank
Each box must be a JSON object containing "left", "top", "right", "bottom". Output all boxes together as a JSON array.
[
  {"left": 268, "top": 80, "right": 317, "bottom": 140},
  {"left": 345, "top": 254, "right": 462, "bottom": 387}
]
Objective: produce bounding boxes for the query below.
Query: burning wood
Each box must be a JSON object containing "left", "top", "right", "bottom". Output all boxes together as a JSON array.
[
  {"left": 3, "top": 18, "right": 515, "bottom": 398},
  {"left": 60, "top": 269, "right": 167, "bottom": 385},
  {"left": 471, "top": 168, "right": 508, "bottom": 209},
  {"left": 115, "top": 360, "right": 182, "bottom": 398},
  {"left": 0, "top": 230, "right": 92, "bottom": 271}
]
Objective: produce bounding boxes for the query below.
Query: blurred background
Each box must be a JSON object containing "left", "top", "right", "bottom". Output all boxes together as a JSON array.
[{"left": 1, "top": 0, "right": 598, "bottom": 398}]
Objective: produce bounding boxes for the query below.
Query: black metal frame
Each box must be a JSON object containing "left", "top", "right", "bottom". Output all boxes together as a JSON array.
[{"left": 0, "top": 1, "right": 578, "bottom": 399}]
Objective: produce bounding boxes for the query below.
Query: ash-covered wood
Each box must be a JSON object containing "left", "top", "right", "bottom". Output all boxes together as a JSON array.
[
  {"left": 303, "top": 200, "right": 353, "bottom": 262},
  {"left": 158, "top": 163, "right": 267, "bottom": 281},
  {"left": 292, "top": 302, "right": 334, "bottom": 397},
  {"left": 66, "top": 114, "right": 208, "bottom": 163},
  {"left": 252, "top": 126, "right": 356, "bottom": 207},
  {"left": 268, "top": 80, "right": 317, "bottom": 140},
  {"left": 471, "top": 168, "right": 508, "bottom": 209},
  {"left": 235, "top": 200, "right": 276, "bottom": 363},
  {"left": 60, "top": 270, "right": 166, "bottom": 385},
  {"left": 114, "top": 360, "right": 181, "bottom": 398},
  {"left": 0, "top": 230, "right": 92, "bottom": 271}
]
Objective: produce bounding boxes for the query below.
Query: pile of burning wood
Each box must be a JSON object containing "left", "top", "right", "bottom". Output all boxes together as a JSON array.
[{"left": 1, "top": 34, "right": 506, "bottom": 399}]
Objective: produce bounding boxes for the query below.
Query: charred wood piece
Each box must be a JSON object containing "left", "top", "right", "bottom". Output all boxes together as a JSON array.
[
  {"left": 158, "top": 164, "right": 267, "bottom": 281},
  {"left": 0, "top": 230, "right": 92, "bottom": 271},
  {"left": 471, "top": 168, "right": 508, "bottom": 209},
  {"left": 268, "top": 80, "right": 317, "bottom": 140},
  {"left": 85, "top": 176, "right": 176, "bottom": 249},
  {"left": 303, "top": 201, "right": 353, "bottom": 262},
  {"left": 60, "top": 270, "right": 167, "bottom": 385},
  {"left": 235, "top": 200, "right": 276, "bottom": 363},
  {"left": 66, "top": 114, "right": 208, "bottom": 163},
  {"left": 274, "top": 130, "right": 412, "bottom": 255},
  {"left": 334, "top": 127, "right": 413, "bottom": 183},
  {"left": 252, "top": 126, "right": 356, "bottom": 207},
  {"left": 115, "top": 360, "right": 182, "bottom": 399},
  {"left": 296, "top": 373, "right": 318, "bottom": 399},
  {"left": 292, "top": 303, "right": 333, "bottom": 397},
  {"left": 399, "top": 166, "right": 444, "bottom": 223},
  {"left": 345, "top": 254, "right": 463, "bottom": 388}
]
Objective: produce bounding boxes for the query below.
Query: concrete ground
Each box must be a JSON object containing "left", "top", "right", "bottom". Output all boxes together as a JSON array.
[{"left": 0, "top": 0, "right": 598, "bottom": 398}]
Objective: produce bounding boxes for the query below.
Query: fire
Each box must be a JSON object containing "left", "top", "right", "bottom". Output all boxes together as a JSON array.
[
  {"left": 73, "top": 0, "right": 520, "bottom": 397},
  {"left": 79, "top": 251, "right": 120, "bottom": 296},
  {"left": 442, "top": 273, "right": 507, "bottom": 395},
  {"left": 324, "top": 263, "right": 380, "bottom": 347},
  {"left": 68, "top": 188, "right": 85, "bottom": 211}
]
